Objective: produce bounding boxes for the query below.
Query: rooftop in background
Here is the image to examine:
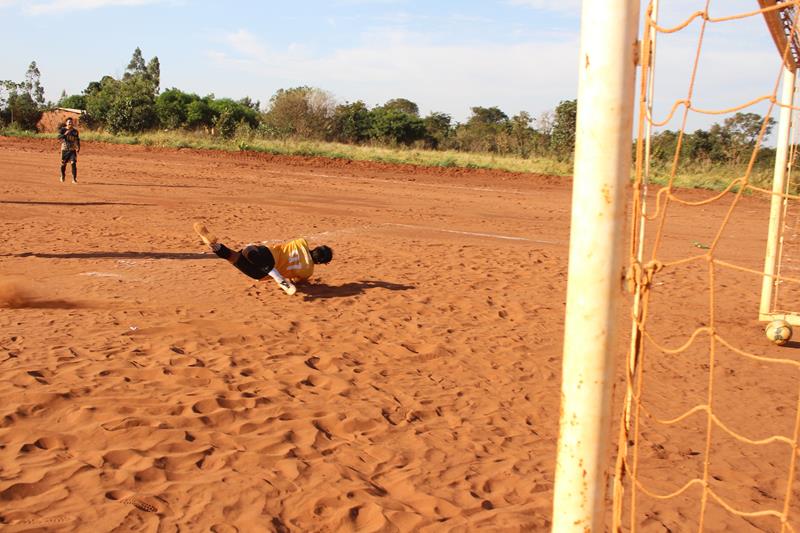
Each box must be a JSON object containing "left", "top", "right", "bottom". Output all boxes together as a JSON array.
[
  {"left": 37, "top": 108, "right": 85, "bottom": 133},
  {"left": 53, "top": 107, "right": 86, "bottom": 115}
]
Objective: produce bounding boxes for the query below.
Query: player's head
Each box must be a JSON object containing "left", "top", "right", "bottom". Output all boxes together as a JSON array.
[
  {"left": 65, "top": 118, "right": 74, "bottom": 128},
  {"left": 310, "top": 245, "right": 333, "bottom": 265}
]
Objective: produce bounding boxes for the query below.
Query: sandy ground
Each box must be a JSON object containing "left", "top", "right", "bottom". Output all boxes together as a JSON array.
[{"left": 0, "top": 136, "right": 798, "bottom": 532}]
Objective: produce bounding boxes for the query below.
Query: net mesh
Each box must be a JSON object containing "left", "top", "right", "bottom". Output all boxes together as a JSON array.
[{"left": 613, "top": 1, "right": 800, "bottom": 530}]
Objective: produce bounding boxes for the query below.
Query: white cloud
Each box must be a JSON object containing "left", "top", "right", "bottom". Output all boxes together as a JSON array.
[
  {"left": 203, "top": 4, "right": 787, "bottom": 128},
  {"left": 333, "top": 0, "right": 404, "bottom": 5},
  {"left": 22, "top": 0, "right": 173, "bottom": 15},
  {"left": 208, "top": 27, "right": 580, "bottom": 121},
  {"left": 505, "top": 0, "right": 581, "bottom": 14},
  {"left": 641, "top": 0, "right": 789, "bottom": 133},
  {"left": 225, "top": 29, "right": 270, "bottom": 60}
]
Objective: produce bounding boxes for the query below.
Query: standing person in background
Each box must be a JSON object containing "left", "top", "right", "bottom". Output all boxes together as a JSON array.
[{"left": 58, "top": 117, "right": 80, "bottom": 183}]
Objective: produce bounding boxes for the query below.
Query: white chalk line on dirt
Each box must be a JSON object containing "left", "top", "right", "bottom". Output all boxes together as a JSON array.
[
  {"left": 256, "top": 168, "right": 532, "bottom": 196},
  {"left": 73, "top": 224, "right": 559, "bottom": 267},
  {"left": 80, "top": 272, "right": 124, "bottom": 278},
  {"left": 384, "top": 223, "right": 561, "bottom": 244},
  {"left": 265, "top": 223, "right": 561, "bottom": 245}
]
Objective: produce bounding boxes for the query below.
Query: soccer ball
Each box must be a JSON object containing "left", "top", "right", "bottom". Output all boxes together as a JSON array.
[{"left": 765, "top": 319, "right": 793, "bottom": 346}]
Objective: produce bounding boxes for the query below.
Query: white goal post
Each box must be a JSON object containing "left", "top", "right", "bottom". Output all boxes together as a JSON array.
[
  {"left": 553, "top": 0, "right": 800, "bottom": 530},
  {"left": 759, "top": 0, "right": 800, "bottom": 326},
  {"left": 551, "top": 0, "right": 640, "bottom": 530}
]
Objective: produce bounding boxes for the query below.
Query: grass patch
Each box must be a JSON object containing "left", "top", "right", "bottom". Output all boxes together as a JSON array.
[
  {"left": 648, "top": 164, "right": 775, "bottom": 194},
  {"left": 0, "top": 128, "right": 774, "bottom": 191},
  {"left": 0, "top": 127, "right": 44, "bottom": 139},
  {"left": 0, "top": 128, "right": 572, "bottom": 176}
]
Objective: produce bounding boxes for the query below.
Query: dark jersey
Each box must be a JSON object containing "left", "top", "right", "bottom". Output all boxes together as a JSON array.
[{"left": 58, "top": 127, "right": 80, "bottom": 152}]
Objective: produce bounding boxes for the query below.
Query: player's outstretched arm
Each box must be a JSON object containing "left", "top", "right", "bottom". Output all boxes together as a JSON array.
[{"left": 266, "top": 269, "right": 296, "bottom": 296}]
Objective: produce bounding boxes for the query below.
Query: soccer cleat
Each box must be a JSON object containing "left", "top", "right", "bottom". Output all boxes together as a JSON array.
[
  {"left": 277, "top": 279, "right": 296, "bottom": 296},
  {"left": 193, "top": 222, "right": 218, "bottom": 246},
  {"left": 72, "top": 178, "right": 77, "bottom": 184},
  {"left": 60, "top": 175, "right": 65, "bottom": 182}
]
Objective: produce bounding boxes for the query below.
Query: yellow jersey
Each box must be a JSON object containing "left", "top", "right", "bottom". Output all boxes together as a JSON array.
[{"left": 266, "top": 238, "right": 314, "bottom": 281}]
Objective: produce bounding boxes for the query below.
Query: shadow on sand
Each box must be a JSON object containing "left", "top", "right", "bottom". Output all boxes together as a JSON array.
[
  {"left": 91, "top": 182, "right": 217, "bottom": 190},
  {"left": 0, "top": 200, "right": 154, "bottom": 207},
  {"left": 299, "top": 280, "right": 414, "bottom": 300},
  {"left": 2, "top": 298, "right": 82, "bottom": 310},
  {"left": 5, "top": 251, "right": 214, "bottom": 260}
]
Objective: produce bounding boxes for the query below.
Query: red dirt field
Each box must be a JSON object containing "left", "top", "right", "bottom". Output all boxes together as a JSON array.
[{"left": 0, "top": 136, "right": 798, "bottom": 531}]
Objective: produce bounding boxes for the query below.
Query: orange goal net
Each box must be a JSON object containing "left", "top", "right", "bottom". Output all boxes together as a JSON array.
[{"left": 613, "top": 1, "right": 800, "bottom": 531}]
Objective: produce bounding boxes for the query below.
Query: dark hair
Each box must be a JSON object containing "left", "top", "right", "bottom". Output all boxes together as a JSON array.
[{"left": 310, "top": 245, "right": 333, "bottom": 264}]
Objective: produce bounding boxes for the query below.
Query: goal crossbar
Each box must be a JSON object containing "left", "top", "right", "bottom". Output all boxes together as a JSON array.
[{"left": 759, "top": 0, "right": 800, "bottom": 71}]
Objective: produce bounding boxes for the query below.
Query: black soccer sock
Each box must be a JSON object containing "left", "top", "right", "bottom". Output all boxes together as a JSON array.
[
  {"left": 71, "top": 164, "right": 77, "bottom": 180},
  {"left": 60, "top": 164, "right": 66, "bottom": 178},
  {"left": 213, "top": 243, "right": 233, "bottom": 260}
]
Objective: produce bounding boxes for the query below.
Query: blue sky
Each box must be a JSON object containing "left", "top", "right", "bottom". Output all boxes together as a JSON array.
[{"left": 0, "top": 0, "right": 790, "bottom": 130}]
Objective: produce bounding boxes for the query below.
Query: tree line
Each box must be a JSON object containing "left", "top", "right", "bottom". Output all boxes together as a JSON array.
[
  {"left": 0, "top": 48, "right": 578, "bottom": 159},
  {"left": 0, "top": 48, "right": 780, "bottom": 168}
]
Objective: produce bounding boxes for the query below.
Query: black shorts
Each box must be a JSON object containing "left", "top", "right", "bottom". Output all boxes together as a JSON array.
[
  {"left": 61, "top": 150, "right": 77, "bottom": 164},
  {"left": 236, "top": 245, "right": 276, "bottom": 279}
]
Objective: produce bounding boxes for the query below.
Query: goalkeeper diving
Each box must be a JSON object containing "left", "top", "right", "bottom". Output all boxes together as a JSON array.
[{"left": 193, "top": 222, "right": 333, "bottom": 295}]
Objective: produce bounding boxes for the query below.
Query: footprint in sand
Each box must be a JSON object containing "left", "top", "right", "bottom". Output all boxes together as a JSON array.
[
  {"left": 26, "top": 370, "right": 50, "bottom": 385},
  {"left": 19, "top": 435, "right": 72, "bottom": 453},
  {"left": 4, "top": 514, "right": 76, "bottom": 528},
  {"left": 105, "top": 490, "right": 166, "bottom": 514}
]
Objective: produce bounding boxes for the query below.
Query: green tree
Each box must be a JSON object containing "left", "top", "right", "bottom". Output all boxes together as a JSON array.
[
  {"left": 146, "top": 56, "right": 161, "bottom": 93},
  {"left": 382, "top": 98, "right": 419, "bottom": 117},
  {"left": 648, "top": 129, "right": 680, "bottom": 166},
  {"left": 156, "top": 88, "right": 196, "bottom": 129},
  {"left": 422, "top": 111, "right": 452, "bottom": 149},
  {"left": 58, "top": 93, "right": 87, "bottom": 110},
  {"left": 263, "top": 86, "right": 334, "bottom": 139},
  {"left": 82, "top": 49, "right": 160, "bottom": 132},
  {"left": 186, "top": 97, "right": 215, "bottom": 130},
  {"left": 83, "top": 75, "right": 117, "bottom": 129},
  {"left": 725, "top": 112, "right": 773, "bottom": 145},
  {"left": 550, "top": 99, "right": 577, "bottom": 159},
  {"left": 468, "top": 106, "right": 508, "bottom": 126},
  {"left": 2, "top": 83, "right": 40, "bottom": 129},
  {"left": 209, "top": 97, "right": 259, "bottom": 138},
  {"left": 535, "top": 111, "right": 554, "bottom": 137},
  {"left": 455, "top": 106, "right": 510, "bottom": 152},
  {"left": 528, "top": 111, "right": 554, "bottom": 157},
  {"left": 707, "top": 123, "right": 735, "bottom": 163},
  {"left": 330, "top": 100, "right": 372, "bottom": 143},
  {"left": 684, "top": 129, "right": 723, "bottom": 165},
  {"left": 23, "top": 62, "right": 45, "bottom": 107},
  {"left": 0, "top": 62, "right": 46, "bottom": 129},
  {"left": 369, "top": 106, "right": 426, "bottom": 145},
  {"left": 509, "top": 111, "right": 535, "bottom": 158},
  {"left": 125, "top": 47, "right": 147, "bottom": 79},
  {"left": 238, "top": 96, "right": 260, "bottom": 112},
  {"left": 85, "top": 80, "right": 103, "bottom": 95},
  {"left": 0, "top": 83, "right": 10, "bottom": 126},
  {"left": 721, "top": 112, "right": 776, "bottom": 165},
  {"left": 123, "top": 47, "right": 159, "bottom": 96},
  {"left": 105, "top": 76, "right": 158, "bottom": 132}
]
